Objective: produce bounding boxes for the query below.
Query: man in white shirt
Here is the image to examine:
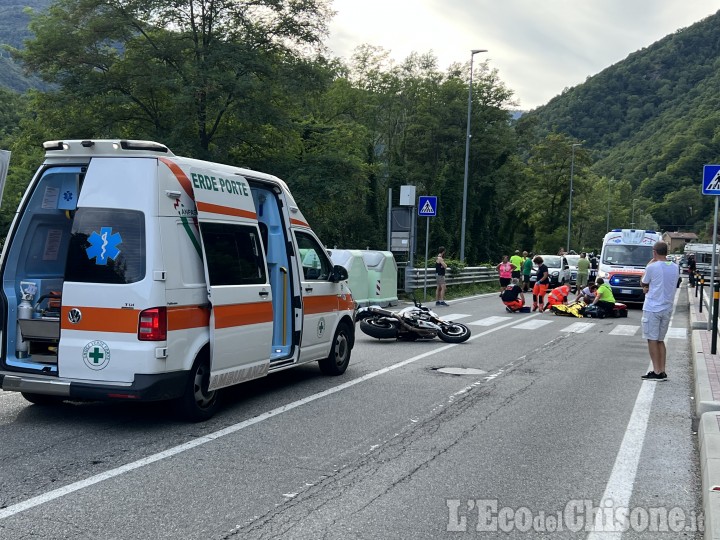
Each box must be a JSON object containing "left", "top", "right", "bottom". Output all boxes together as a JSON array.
[{"left": 640, "top": 241, "right": 680, "bottom": 381}]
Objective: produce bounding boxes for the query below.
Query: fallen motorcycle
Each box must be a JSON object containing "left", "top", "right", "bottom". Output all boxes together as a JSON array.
[{"left": 355, "top": 297, "right": 471, "bottom": 343}]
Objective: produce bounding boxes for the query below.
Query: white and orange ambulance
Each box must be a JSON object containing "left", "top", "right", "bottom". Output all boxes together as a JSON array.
[{"left": 0, "top": 140, "right": 355, "bottom": 420}]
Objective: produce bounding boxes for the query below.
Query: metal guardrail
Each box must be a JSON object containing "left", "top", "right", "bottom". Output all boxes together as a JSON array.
[{"left": 404, "top": 266, "right": 498, "bottom": 292}]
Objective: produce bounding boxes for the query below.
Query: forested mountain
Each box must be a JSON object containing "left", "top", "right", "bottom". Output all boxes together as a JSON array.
[
  {"left": 520, "top": 10, "right": 720, "bottom": 236},
  {"left": 0, "top": 0, "right": 49, "bottom": 90},
  {"left": 0, "top": 1, "right": 719, "bottom": 263}
]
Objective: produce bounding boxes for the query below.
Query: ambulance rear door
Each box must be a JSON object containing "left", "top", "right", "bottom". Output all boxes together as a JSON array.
[{"left": 189, "top": 167, "right": 272, "bottom": 390}]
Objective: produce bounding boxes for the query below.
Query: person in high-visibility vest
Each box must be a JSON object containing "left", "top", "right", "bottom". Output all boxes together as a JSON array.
[{"left": 543, "top": 284, "right": 570, "bottom": 312}]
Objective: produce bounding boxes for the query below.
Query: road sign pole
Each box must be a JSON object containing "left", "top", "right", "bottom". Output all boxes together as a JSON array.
[
  {"left": 710, "top": 195, "right": 718, "bottom": 331},
  {"left": 423, "top": 217, "right": 430, "bottom": 302}
]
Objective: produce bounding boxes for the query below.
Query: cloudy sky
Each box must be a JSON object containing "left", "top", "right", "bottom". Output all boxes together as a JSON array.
[{"left": 326, "top": 1, "right": 719, "bottom": 110}]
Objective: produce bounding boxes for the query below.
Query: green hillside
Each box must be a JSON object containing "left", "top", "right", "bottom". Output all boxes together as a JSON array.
[
  {"left": 520, "top": 10, "right": 720, "bottom": 234},
  {"left": 0, "top": 0, "right": 50, "bottom": 90}
]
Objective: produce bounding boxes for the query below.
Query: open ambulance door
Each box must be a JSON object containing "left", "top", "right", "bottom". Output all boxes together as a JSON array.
[{"left": 192, "top": 170, "right": 273, "bottom": 391}]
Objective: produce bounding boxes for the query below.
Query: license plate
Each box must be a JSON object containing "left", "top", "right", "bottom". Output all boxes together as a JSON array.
[{"left": 621, "top": 289, "right": 632, "bottom": 294}]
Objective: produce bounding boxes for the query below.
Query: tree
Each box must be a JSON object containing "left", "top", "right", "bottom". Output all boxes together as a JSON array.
[{"left": 16, "top": 0, "right": 331, "bottom": 157}]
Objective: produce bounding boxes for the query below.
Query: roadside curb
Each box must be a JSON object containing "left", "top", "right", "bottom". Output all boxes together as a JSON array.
[
  {"left": 698, "top": 411, "right": 720, "bottom": 539},
  {"left": 689, "top": 284, "right": 720, "bottom": 417}
]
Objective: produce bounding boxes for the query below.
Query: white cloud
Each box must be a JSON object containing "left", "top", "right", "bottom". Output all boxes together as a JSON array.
[{"left": 326, "top": 0, "right": 719, "bottom": 109}]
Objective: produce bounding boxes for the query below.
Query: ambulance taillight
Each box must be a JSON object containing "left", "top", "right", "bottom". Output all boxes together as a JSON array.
[{"left": 138, "top": 307, "right": 167, "bottom": 341}]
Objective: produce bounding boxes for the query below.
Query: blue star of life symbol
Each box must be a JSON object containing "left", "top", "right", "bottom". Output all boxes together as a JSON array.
[
  {"left": 86, "top": 227, "right": 122, "bottom": 265},
  {"left": 63, "top": 190, "right": 74, "bottom": 202}
]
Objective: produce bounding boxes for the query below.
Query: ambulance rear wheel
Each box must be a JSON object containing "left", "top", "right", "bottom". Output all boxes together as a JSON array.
[
  {"left": 319, "top": 322, "right": 351, "bottom": 375},
  {"left": 179, "top": 358, "right": 219, "bottom": 422}
]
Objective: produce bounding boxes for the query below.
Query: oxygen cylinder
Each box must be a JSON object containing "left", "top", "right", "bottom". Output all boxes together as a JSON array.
[{"left": 16, "top": 294, "right": 34, "bottom": 358}]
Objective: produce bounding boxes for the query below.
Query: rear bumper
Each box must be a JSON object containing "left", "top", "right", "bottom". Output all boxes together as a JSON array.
[{"left": 0, "top": 370, "right": 188, "bottom": 402}]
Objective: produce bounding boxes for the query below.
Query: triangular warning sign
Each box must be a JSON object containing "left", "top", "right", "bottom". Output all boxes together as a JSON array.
[
  {"left": 707, "top": 170, "right": 720, "bottom": 191},
  {"left": 420, "top": 200, "right": 435, "bottom": 214}
]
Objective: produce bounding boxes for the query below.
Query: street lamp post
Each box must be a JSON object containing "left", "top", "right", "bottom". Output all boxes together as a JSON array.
[
  {"left": 631, "top": 199, "right": 637, "bottom": 228},
  {"left": 460, "top": 48, "right": 488, "bottom": 263},
  {"left": 606, "top": 178, "right": 611, "bottom": 232},
  {"left": 566, "top": 143, "right": 581, "bottom": 253}
]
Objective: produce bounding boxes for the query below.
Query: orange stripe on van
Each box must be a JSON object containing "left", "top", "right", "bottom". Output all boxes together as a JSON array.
[
  {"left": 290, "top": 218, "right": 310, "bottom": 228},
  {"left": 214, "top": 302, "right": 273, "bottom": 329},
  {"left": 197, "top": 201, "right": 257, "bottom": 220},
  {"left": 61, "top": 306, "right": 138, "bottom": 333},
  {"left": 168, "top": 305, "right": 209, "bottom": 330},
  {"left": 303, "top": 295, "right": 340, "bottom": 315},
  {"left": 159, "top": 157, "right": 195, "bottom": 200}
]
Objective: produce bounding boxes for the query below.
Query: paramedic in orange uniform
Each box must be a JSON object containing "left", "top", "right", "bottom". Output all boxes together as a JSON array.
[
  {"left": 501, "top": 278, "right": 525, "bottom": 312},
  {"left": 543, "top": 283, "right": 570, "bottom": 312},
  {"left": 532, "top": 256, "right": 550, "bottom": 311}
]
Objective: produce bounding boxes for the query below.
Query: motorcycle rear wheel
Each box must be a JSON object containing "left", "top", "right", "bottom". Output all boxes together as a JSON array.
[
  {"left": 438, "top": 323, "right": 471, "bottom": 343},
  {"left": 359, "top": 318, "right": 398, "bottom": 339}
]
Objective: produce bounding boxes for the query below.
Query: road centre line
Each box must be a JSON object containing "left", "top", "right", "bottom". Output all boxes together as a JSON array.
[{"left": 0, "top": 314, "right": 535, "bottom": 521}]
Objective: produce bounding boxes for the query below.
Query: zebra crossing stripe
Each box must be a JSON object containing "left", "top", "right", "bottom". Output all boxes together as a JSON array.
[
  {"left": 512, "top": 320, "right": 553, "bottom": 330},
  {"left": 441, "top": 314, "right": 471, "bottom": 321},
  {"left": 470, "top": 316, "right": 512, "bottom": 326},
  {"left": 560, "top": 322, "right": 594, "bottom": 333},
  {"left": 665, "top": 327, "right": 686, "bottom": 339},
  {"left": 609, "top": 325, "right": 639, "bottom": 336}
]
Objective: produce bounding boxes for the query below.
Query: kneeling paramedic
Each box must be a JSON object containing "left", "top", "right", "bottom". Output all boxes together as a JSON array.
[
  {"left": 543, "top": 283, "right": 570, "bottom": 312},
  {"left": 501, "top": 278, "right": 525, "bottom": 312}
]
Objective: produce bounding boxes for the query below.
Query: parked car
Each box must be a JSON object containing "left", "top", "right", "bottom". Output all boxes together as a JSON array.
[{"left": 530, "top": 255, "right": 571, "bottom": 289}]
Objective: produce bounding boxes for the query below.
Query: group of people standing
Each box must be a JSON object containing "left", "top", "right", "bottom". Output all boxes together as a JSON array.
[{"left": 497, "top": 250, "right": 534, "bottom": 293}]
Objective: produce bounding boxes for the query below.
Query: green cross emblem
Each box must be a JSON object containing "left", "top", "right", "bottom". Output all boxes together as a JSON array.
[{"left": 89, "top": 347, "right": 104, "bottom": 364}]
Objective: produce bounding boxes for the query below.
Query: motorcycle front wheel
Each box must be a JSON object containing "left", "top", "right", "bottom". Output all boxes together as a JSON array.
[
  {"left": 438, "top": 323, "right": 471, "bottom": 343},
  {"left": 360, "top": 318, "right": 399, "bottom": 339}
]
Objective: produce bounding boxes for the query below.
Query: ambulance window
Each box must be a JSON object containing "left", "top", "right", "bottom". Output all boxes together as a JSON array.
[
  {"left": 295, "top": 231, "right": 331, "bottom": 281},
  {"left": 65, "top": 208, "right": 146, "bottom": 284},
  {"left": 201, "top": 222, "right": 267, "bottom": 286}
]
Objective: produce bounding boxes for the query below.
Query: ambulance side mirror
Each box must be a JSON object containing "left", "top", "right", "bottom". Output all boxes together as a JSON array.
[{"left": 331, "top": 265, "right": 348, "bottom": 283}]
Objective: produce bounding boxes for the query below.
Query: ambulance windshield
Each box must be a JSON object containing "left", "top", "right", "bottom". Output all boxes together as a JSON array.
[{"left": 602, "top": 245, "right": 653, "bottom": 267}]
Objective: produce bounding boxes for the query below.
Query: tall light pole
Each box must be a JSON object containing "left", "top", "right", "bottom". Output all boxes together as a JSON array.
[
  {"left": 460, "top": 48, "right": 487, "bottom": 263},
  {"left": 566, "top": 143, "right": 581, "bottom": 253},
  {"left": 606, "top": 177, "right": 612, "bottom": 232},
  {"left": 631, "top": 199, "right": 637, "bottom": 228}
]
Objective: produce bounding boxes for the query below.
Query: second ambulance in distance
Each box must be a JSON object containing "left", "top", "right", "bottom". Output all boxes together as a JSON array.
[{"left": 598, "top": 228, "right": 661, "bottom": 304}]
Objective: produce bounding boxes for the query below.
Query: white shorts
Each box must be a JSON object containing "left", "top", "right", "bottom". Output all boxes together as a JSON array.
[{"left": 642, "top": 308, "right": 673, "bottom": 341}]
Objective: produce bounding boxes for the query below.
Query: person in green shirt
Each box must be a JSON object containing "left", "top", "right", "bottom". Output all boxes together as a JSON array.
[
  {"left": 591, "top": 277, "right": 616, "bottom": 317},
  {"left": 521, "top": 251, "right": 533, "bottom": 292},
  {"left": 575, "top": 252, "right": 590, "bottom": 295}
]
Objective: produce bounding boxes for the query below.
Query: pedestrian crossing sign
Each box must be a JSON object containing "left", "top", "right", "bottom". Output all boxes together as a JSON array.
[
  {"left": 702, "top": 165, "right": 720, "bottom": 195},
  {"left": 418, "top": 196, "right": 437, "bottom": 217}
]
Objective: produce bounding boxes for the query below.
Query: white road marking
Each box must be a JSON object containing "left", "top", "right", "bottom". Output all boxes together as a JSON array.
[
  {"left": 609, "top": 325, "right": 639, "bottom": 336},
  {"left": 511, "top": 319, "right": 553, "bottom": 330},
  {"left": 440, "top": 313, "right": 471, "bottom": 321},
  {"left": 469, "top": 316, "right": 512, "bottom": 326},
  {"left": 0, "top": 313, "right": 537, "bottom": 521},
  {"left": 665, "top": 327, "right": 686, "bottom": 339},
  {"left": 560, "top": 322, "right": 594, "bottom": 333}
]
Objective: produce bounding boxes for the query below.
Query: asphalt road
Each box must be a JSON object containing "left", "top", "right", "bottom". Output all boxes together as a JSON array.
[{"left": 0, "top": 288, "right": 702, "bottom": 539}]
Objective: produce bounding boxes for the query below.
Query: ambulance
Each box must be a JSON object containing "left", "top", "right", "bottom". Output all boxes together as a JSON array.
[
  {"left": 0, "top": 140, "right": 356, "bottom": 420},
  {"left": 598, "top": 228, "right": 661, "bottom": 303}
]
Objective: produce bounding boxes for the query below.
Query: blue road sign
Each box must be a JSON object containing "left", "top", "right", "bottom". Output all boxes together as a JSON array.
[
  {"left": 703, "top": 165, "right": 720, "bottom": 195},
  {"left": 418, "top": 196, "right": 437, "bottom": 217}
]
